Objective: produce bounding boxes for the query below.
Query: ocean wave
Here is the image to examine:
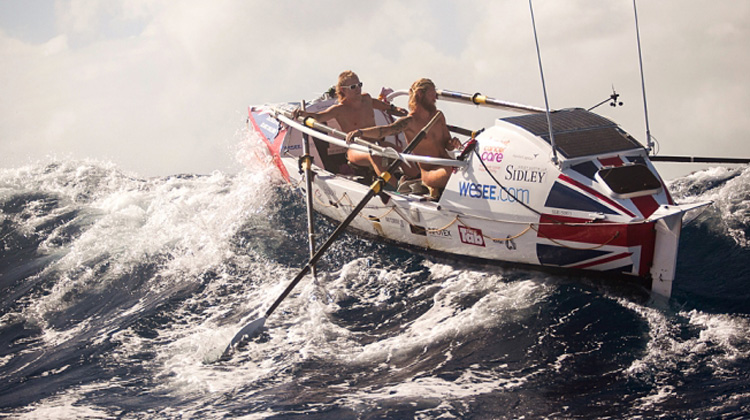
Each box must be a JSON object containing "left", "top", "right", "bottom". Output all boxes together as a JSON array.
[
  {"left": 669, "top": 166, "right": 750, "bottom": 247},
  {"left": 1, "top": 158, "right": 748, "bottom": 418}
]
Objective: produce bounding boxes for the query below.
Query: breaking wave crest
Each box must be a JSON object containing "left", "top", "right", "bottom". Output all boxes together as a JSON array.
[{"left": 669, "top": 166, "right": 750, "bottom": 247}]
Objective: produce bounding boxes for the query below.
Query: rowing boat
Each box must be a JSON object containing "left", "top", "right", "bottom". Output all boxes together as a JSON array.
[{"left": 247, "top": 88, "right": 709, "bottom": 298}]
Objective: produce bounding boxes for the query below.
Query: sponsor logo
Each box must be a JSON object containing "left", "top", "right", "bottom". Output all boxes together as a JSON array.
[
  {"left": 384, "top": 216, "right": 405, "bottom": 228},
  {"left": 458, "top": 226, "right": 485, "bottom": 247},
  {"left": 259, "top": 121, "right": 278, "bottom": 137},
  {"left": 481, "top": 151, "right": 504, "bottom": 163},
  {"left": 480, "top": 144, "right": 508, "bottom": 163},
  {"left": 491, "top": 235, "right": 517, "bottom": 250},
  {"left": 457, "top": 182, "right": 530, "bottom": 204},
  {"left": 512, "top": 153, "right": 539, "bottom": 161},
  {"left": 428, "top": 229, "right": 452, "bottom": 238},
  {"left": 484, "top": 145, "right": 508, "bottom": 152},
  {"left": 504, "top": 164, "right": 547, "bottom": 184},
  {"left": 284, "top": 144, "right": 302, "bottom": 152},
  {"left": 252, "top": 111, "right": 281, "bottom": 141}
]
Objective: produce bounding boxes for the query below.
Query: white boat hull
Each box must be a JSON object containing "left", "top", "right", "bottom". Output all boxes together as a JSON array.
[{"left": 248, "top": 94, "right": 709, "bottom": 297}]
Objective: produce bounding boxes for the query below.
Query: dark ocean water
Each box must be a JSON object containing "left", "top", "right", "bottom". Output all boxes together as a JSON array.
[{"left": 1, "top": 156, "right": 748, "bottom": 419}]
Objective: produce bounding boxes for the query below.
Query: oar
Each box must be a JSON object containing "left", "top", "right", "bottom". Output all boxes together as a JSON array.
[
  {"left": 276, "top": 107, "right": 405, "bottom": 164},
  {"left": 437, "top": 89, "right": 548, "bottom": 114},
  {"left": 649, "top": 155, "right": 750, "bottom": 164},
  {"left": 223, "top": 111, "right": 444, "bottom": 354},
  {"left": 303, "top": 117, "right": 405, "bottom": 164},
  {"left": 447, "top": 124, "right": 482, "bottom": 138}
]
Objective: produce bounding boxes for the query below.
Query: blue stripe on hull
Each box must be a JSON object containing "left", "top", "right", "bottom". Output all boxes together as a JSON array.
[
  {"left": 545, "top": 182, "right": 619, "bottom": 215},
  {"left": 537, "top": 244, "right": 609, "bottom": 266}
]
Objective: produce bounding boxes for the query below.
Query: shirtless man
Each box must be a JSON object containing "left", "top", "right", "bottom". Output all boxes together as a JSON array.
[
  {"left": 296, "top": 70, "right": 410, "bottom": 180},
  {"left": 346, "top": 78, "right": 461, "bottom": 196}
]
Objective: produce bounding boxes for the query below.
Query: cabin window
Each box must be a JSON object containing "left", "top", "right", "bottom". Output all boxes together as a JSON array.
[{"left": 596, "top": 164, "right": 662, "bottom": 198}]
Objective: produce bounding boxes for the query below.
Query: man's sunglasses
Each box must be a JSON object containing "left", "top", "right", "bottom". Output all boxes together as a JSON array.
[{"left": 341, "top": 82, "right": 363, "bottom": 90}]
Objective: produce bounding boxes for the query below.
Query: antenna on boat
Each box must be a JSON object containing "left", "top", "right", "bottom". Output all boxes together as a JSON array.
[
  {"left": 588, "top": 86, "right": 623, "bottom": 111},
  {"left": 528, "top": 0, "right": 559, "bottom": 165},
  {"left": 633, "top": 0, "right": 654, "bottom": 153}
]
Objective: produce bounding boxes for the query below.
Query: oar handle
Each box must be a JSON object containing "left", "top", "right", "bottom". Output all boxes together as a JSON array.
[
  {"left": 308, "top": 118, "right": 397, "bottom": 159},
  {"left": 447, "top": 124, "right": 483, "bottom": 138}
]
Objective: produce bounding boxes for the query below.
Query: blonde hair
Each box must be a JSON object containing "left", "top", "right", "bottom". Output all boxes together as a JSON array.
[
  {"left": 336, "top": 70, "right": 358, "bottom": 101},
  {"left": 408, "top": 78, "right": 435, "bottom": 111}
]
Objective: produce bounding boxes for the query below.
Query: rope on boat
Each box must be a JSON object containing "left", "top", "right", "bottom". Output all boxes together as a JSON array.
[
  {"left": 302, "top": 180, "right": 631, "bottom": 244},
  {"left": 321, "top": 192, "right": 353, "bottom": 208},
  {"left": 530, "top": 224, "right": 621, "bottom": 250},
  {"left": 451, "top": 216, "right": 534, "bottom": 242},
  {"left": 364, "top": 206, "right": 397, "bottom": 220},
  {"left": 421, "top": 215, "right": 532, "bottom": 242},
  {"left": 418, "top": 214, "right": 618, "bottom": 249},
  {"left": 390, "top": 207, "right": 618, "bottom": 249},
  {"left": 425, "top": 215, "right": 461, "bottom": 233},
  {"left": 305, "top": 181, "right": 396, "bottom": 220},
  {"left": 295, "top": 168, "right": 631, "bottom": 250},
  {"left": 301, "top": 177, "right": 353, "bottom": 208}
]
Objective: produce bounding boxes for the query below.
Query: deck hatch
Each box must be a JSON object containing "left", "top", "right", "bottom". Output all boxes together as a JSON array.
[
  {"left": 596, "top": 164, "right": 662, "bottom": 198},
  {"left": 502, "top": 109, "right": 643, "bottom": 158}
]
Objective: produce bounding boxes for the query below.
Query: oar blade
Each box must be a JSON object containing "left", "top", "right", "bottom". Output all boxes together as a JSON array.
[{"left": 222, "top": 317, "right": 267, "bottom": 357}]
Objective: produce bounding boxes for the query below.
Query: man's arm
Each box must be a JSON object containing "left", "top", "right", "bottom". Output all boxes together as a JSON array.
[
  {"left": 435, "top": 116, "right": 461, "bottom": 151},
  {"left": 296, "top": 103, "right": 342, "bottom": 123},
  {"left": 371, "top": 97, "right": 407, "bottom": 117},
  {"left": 346, "top": 116, "right": 412, "bottom": 144}
]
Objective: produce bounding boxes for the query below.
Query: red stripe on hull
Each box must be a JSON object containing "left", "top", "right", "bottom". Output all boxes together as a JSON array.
[
  {"left": 570, "top": 252, "right": 632, "bottom": 270},
  {"left": 248, "top": 108, "right": 290, "bottom": 182},
  {"left": 538, "top": 215, "right": 656, "bottom": 276},
  {"left": 631, "top": 195, "right": 660, "bottom": 218}
]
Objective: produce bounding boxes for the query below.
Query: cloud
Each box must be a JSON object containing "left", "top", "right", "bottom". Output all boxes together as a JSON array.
[{"left": 1, "top": 0, "right": 749, "bottom": 178}]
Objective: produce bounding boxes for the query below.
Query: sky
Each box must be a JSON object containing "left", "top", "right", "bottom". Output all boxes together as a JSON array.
[{"left": 1, "top": 0, "right": 749, "bottom": 179}]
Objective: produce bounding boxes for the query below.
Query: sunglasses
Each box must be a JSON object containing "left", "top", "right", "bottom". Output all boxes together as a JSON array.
[{"left": 341, "top": 82, "right": 363, "bottom": 90}]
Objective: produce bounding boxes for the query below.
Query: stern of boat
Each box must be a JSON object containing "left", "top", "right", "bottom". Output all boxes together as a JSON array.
[{"left": 648, "top": 202, "right": 710, "bottom": 297}]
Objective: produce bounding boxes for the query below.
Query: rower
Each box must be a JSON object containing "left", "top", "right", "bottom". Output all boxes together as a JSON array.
[{"left": 346, "top": 78, "right": 461, "bottom": 200}]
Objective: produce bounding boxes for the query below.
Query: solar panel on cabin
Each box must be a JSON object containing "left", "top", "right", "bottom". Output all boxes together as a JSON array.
[
  {"left": 504, "top": 109, "right": 614, "bottom": 135},
  {"left": 502, "top": 109, "right": 643, "bottom": 158},
  {"left": 546, "top": 128, "right": 640, "bottom": 158}
]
